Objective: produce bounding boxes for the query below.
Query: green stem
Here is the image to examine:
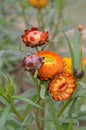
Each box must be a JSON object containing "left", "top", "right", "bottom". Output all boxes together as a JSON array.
[
  {"left": 30, "top": 72, "right": 40, "bottom": 97},
  {"left": 11, "top": 103, "right": 24, "bottom": 121},
  {"left": 35, "top": 47, "right": 39, "bottom": 53},
  {"left": 57, "top": 98, "right": 73, "bottom": 117},
  {"left": 37, "top": 8, "right": 45, "bottom": 30},
  {"left": 19, "top": 0, "right": 28, "bottom": 27},
  {"left": 31, "top": 73, "right": 45, "bottom": 130}
]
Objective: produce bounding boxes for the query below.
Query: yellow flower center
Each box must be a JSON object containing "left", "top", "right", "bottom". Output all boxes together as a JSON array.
[{"left": 44, "top": 56, "right": 55, "bottom": 65}]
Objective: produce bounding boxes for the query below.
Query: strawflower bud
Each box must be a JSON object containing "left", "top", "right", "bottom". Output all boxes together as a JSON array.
[
  {"left": 48, "top": 72, "right": 76, "bottom": 101},
  {"left": 78, "top": 24, "right": 84, "bottom": 32},
  {"left": 74, "top": 68, "right": 84, "bottom": 78},
  {"left": 21, "top": 27, "right": 48, "bottom": 48},
  {"left": 23, "top": 54, "right": 44, "bottom": 72}
]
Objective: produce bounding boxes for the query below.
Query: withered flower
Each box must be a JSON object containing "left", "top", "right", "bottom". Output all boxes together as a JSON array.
[
  {"left": 23, "top": 54, "right": 44, "bottom": 72},
  {"left": 48, "top": 72, "right": 76, "bottom": 101},
  {"left": 21, "top": 27, "right": 48, "bottom": 47}
]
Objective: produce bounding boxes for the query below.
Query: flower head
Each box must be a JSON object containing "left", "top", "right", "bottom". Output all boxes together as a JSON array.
[
  {"left": 37, "top": 51, "right": 64, "bottom": 80},
  {"left": 74, "top": 68, "right": 84, "bottom": 78},
  {"left": 48, "top": 72, "right": 76, "bottom": 101},
  {"left": 82, "top": 58, "right": 86, "bottom": 66},
  {"left": 21, "top": 27, "right": 48, "bottom": 48},
  {"left": 29, "top": 0, "right": 48, "bottom": 9},
  {"left": 63, "top": 58, "right": 72, "bottom": 74},
  {"left": 23, "top": 54, "right": 44, "bottom": 72}
]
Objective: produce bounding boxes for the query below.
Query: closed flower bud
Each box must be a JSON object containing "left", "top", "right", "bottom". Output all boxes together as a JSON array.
[
  {"left": 23, "top": 54, "right": 44, "bottom": 72},
  {"left": 74, "top": 68, "right": 84, "bottom": 78},
  {"left": 78, "top": 24, "right": 84, "bottom": 32}
]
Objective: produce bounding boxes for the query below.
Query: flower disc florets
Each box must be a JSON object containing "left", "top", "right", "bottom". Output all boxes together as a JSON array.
[
  {"left": 48, "top": 72, "right": 76, "bottom": 101},
  {"left": 37, "top": 51, "right": 64, "bottom": 80},
  {"left": 23, "top": 54, "right": 44, "bottom": 72},
  {"left": 21, "top": 27, "right": 48, "bottom": 47}
]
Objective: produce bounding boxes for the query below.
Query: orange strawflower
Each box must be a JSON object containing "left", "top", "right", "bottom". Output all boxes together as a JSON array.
[
  {"left": 82, "top": 58, "right": 86, "bottom": 66},
  {"left": 63, "top": 57, "right": 86, "bottom": 74},
  {"left": 29, "top": 0, "right": 48, "bottom": 9},
  {"left": 37, "top": 51, "right": 64, "bottom": 80},
  {"left": 63, "top": 58, "right": 72, "bottom": 74},
  {"left": 48, "top": 72, "right": 76, "bottom": 101},
  {"left": 21, "top": 27, "right": 48, "bottom": 48}
]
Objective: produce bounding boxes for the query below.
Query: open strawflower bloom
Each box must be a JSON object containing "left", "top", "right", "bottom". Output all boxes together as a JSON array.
[{"left": 22, "top": 27, "right": 48, "bottom": 47}]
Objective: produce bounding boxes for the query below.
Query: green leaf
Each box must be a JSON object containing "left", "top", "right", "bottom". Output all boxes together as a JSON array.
[
  {"left": 0, "top": 104, "right": 11, "bottom": 129},
  {"left": 48, "top": 96, "right": 62, "bottom": 130},
  {"left": 63, "top": 32, "right": 74, "bottom": 72},
  {"left": 68, "top": 97, "right": 78, "bottom": 117},
  {"left": 0, "top": 86, "right": 5, "bottom": 97},
  {"left": 23, "top": 114, "right": 34, "bottom": 127},
  {"left": 24, "top": 95, "right": 37, "bottom": 116},
  {"left": 8, "top": 118, "right": 24, "bottom": 130},
  {"left": 12, "top": 95, "right": 42, "bottom": 109},
  {"left": 73, "top": 29, "right": 82, "bottom": 69},
  {"left": 67, "top": 118, "right": 73, "bottom": 130},
  {"left": 73, "top": 111, "right": 86, "bottom": 121}
]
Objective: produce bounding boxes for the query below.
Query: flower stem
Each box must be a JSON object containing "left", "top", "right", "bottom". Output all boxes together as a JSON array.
[
  {"left": 31, "top": 73, "right": 45, "bottom": 130},
  {"left": 19, "top": 0, "right": 28, "bottom": 27}
]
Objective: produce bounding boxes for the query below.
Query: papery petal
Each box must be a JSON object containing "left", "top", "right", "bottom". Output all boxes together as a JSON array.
[{"left": 48, "top": 72, "right": 76, "bottom": 101}]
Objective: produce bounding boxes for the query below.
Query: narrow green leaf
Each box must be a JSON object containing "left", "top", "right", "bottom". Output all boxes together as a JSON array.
[
  {"left": 0, "top": 86, "right": 5, "bottom": 97},
  {"left": 12, "top": 95, "right": 42, "bottom": 109},
  {"left": 23, "top": 114, "right": 34, "bottom": 127},
  {"left": 48, "top": 96, "right": 62, "bottom": 130},
  {"left": 73, "top": 111, "right": 86, "bottom": 120},
  {"left": 73, "top": 29, "right": 82, "bottom": 69},
  {"left": 68, "top": 97, "right": 78, "bottom": 117},
  {"left": 0, "top": 104, "right": 11, "bottom": 129},
  {"left": 24, "top": 95, "right": 37, "bottom": 116},
  {"left": 67, "top": 118, "right": 73, "bottom": 130},
  {"left": 63, "top": 32, "right": 74, "bottom": 72},
  {"left": 8, "top": 118, "right": 24, "bottom": 129}
]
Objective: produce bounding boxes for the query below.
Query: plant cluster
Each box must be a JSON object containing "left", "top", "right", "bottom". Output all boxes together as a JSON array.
[{"left": 0, "top": 0, "right": 86, "bottom": 130}]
